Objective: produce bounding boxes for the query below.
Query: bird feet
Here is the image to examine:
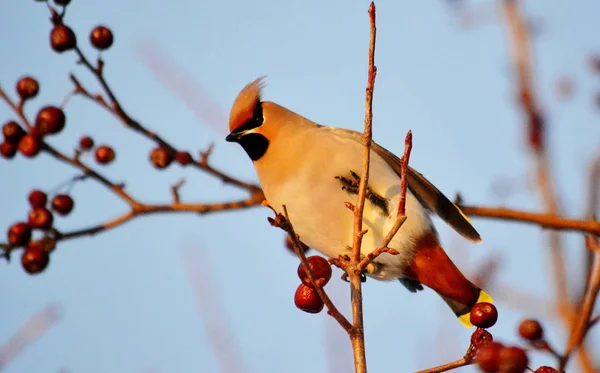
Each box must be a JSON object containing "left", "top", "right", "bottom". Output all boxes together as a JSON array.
[{"left": 335, "top": 170, "right": 389, "bottom": 215}]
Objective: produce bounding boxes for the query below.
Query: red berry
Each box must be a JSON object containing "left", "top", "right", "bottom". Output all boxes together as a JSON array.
[
  {"left": 28, "top": 190, "right": 48, "bottom": 208},
  {"left": 90, "top": 25, "right": 114, "bottom": 50},
  {"left": 285, "top": 236, "right": 310, "bottom": 254},
  {"left": 175, "top": 151, "right": 193, "bottom": 166},
  {"left": 297, "top": 256, "right": 332, "bottom": 287},
  {"left": 534, "top": 367, "right": 558, "bottom": 373},
  {"left": 18, "top": 134, "right": 42, "bottom": 158},
  {"left": 149, "top": 147, "right": 173, "bottom": 169},
  {"left": 0, "top": 141, "right": 17, "bottom": 159},
  {"left": 518, "top": 319, "right": 544, "bottom": 341},
  {"left": 477, "top": 342, "right": 504, "bottom": 373},
  {"left": 471, "top": 328, "right": 493, "bottom": 348},
  {"left": 50, "top": 24, "right": 77, "bottom": 53},
  {"left": 51, "top": 194, "right": 74, "bottom": 216},
  {"left": 294, "top": 284, "right": 324, "bottom": 314},
  {"left": 35, "top": 106, "right": 66, "bottom": 135},
  {"left": 28, "top": 207, "right": 54, "bottom": 230},
  {"left": 16, "top": 76, "right": 40, "bottom": 100},
  {"left": 95, "top": 145, "right": 115, "bottom": 164},
  {"left": 470, "top": 302, "right": 498, "bottom": 329},
  {"left": 21, "top": 243, "right": 50, "bottom": 274},
  {"left": 7, "top": 222, "right": 32, "bottom": 246},
  {"left": 79, "top": 136, "right": 94, "bottom": 150},
  {"left": 498, "top": 346, "right": 529, "bottom": 373},
  {"left": 2, "top": 121, "right": 25, "bottom": 144}
]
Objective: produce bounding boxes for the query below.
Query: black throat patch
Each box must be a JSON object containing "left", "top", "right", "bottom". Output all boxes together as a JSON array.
[{"left": 238, "top": 133, "right": 269, "bottom": 161}]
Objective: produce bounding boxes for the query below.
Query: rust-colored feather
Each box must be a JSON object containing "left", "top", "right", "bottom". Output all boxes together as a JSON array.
[
  {"left": 405, "top": 233, "right": 480, "bottom": 309},
  {"left": 228, "top": 77, "right": 266, "bottom": 133}
]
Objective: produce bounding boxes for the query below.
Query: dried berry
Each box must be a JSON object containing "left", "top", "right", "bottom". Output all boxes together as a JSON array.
[
  {"left": 79, "top": 136, "right": 94, "bottom": 150},
  {"left": 294, "top": 284, "right": 324, "bottom": 314},
  {"left": 7, "top": 222, "right": 32, "bottom": 246},
  {"left": 28, "top": 207, "right": 54, "bottom": 230},
  {"left": 477, "top": 342, "right": 504, "bottom": 373},
  {"left": 175, "top": 151, "right": 193, "bottom": 165},
  {"left": 471, "top": 328, "right": 493, "bottom": 348},
  {"left": 2, "top": 121, "right": 25, "bottom": 144},
  {"left": 534, "top": 367, "right": 558, "bottom": 373},
  {"left": 50, "top": 24, "right": 77, "bottom": 53},
  {"left": 51, "top": 194, "right": 74, "bottom": 216},
  {"left": 518, "top": 319, "right": 543, "bottom": 341},
  {"left": 35, "top": 106, "right": 65, "bottom": 135},
  {"left": 470, "top": 302, "right": 498, "bottom": 329},
  {"left": 90, "top": 25, "right": 114, "bottom": 50},
  {"left": 18, "top": 134, "right": 42, "bottom": 158},
  {"left": 95, "top": 145, "right": 115, "bottom": 165},
  {"left": 297, "top": 256, "right": 332, "bottom": 287},
  {"left": 0, "top": 141, "right": 17, "bottom": 159},
  {"left": 285, "top": 235, "right": 310, "bottom": 254},
  {"left": 21, "top": 243, "right": 50, "bottom": 274},
  {"left": 28, "top": 190, "right": 48, "bottom": 208},
  {"left": 498, "top": 346, "right": 529, "bottom": 373},
  {"left": 149, "top": 147, "right": 173, "bottom": 169},
  {"left": 16, "top": 76, "right": 40, "bottom": 100}
]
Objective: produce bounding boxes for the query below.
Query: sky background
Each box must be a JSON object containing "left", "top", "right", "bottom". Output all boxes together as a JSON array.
[{"left": 1, "top": 0, "right": 599, "bottom": 372}]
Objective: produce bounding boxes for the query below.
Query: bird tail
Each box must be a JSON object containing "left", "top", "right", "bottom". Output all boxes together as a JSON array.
[{"left": 405, "top": 233, "right": 494, "bottom": 328}]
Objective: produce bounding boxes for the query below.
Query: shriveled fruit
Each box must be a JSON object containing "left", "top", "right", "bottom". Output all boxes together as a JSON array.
[
  {"left": 21, "top": 243, "right": 50, "bottom": 274},
  {"left": 50, "top": 24, "right": 77, "bottom": 53},
  {"left": 294, "top": 284, "right": 324, "bottom": 313},
  {"left": 18, "top": 134, "right": 42, "bottom": 157},
  {"left": 175, "top": 151, "right": 193, "bottom": 165},
  {"left": 35, "top": 106, "right": 65, "bottom": 135},
  {"left": 79, "top": 136, "right": 94, "bottom": 150},
  {"left": 28, "top": 207, "right": 54, "bottom": 230},
  {"left": 8, "top": 222, "right": 32, "bottom": 246},
  {"left": 90, "top": 25, "right": 114, "bottom": 50},
  {"left": 28, "top": 190, "right": 48, "bottom": 208},
  {"left": 16, "top": 76, "right": 39, "bottom": 100},
  {"left": 51, "top": 194, "right": 74, "bottom": 216},
  {"left": 95, "top": 145, "right": 115, "bottom": 164},
  {"left": 149, "top": 147, "right": 173, "bottom": 169}
]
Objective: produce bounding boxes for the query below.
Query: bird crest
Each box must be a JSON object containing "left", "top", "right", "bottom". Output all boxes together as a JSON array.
[{"left": 229, "top": 77, "right": 266, "bottom": 133}]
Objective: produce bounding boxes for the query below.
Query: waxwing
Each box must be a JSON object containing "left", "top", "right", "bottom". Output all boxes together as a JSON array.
[{"left": 226, "top": 77, "right": 492, "bottom": 327}]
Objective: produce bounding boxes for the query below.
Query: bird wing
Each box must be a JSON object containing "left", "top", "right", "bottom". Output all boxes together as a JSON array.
[{"left": 319, "top": 126, "right": 482, "bottom": 243}]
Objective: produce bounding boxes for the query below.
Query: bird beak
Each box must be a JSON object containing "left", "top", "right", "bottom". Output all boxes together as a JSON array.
[{"left": 225, "top": 132, "right": 242, "bottom": 142}]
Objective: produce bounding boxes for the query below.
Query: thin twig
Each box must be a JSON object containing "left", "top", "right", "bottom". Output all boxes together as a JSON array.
[
  {"left": 347, "top": 4, "right": 377, "bottom": 373},
  {"left": 269, "top": 208, "right": 353, "bottom": 333},
  {"left": 357, "top": 130, "right": 413, "bottom": 272},
  {"left": 414, "top": 358, "right": 472, "bottom": 373},
  {"left": 457, "top": 205, "right": 600, "bottom": 236}
]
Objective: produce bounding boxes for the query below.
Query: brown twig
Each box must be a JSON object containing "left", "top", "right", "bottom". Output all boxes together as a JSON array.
[
  {"left": 357, "top": 130, "right": 413, "bottom": 272},
  {"left": 269, "top": 208, "right": 353, "bottom": 333},
  {"left": 414, "top": 358, "right": 472, "bottom": 373},
  {"left": 561, "top": 239, "right": 600, "bottom": 368},
  {"left": 457, "top": 205, "right": 600, "bottom": 236},
  {"left": 346, "top": 4, "right": 377, "bottom": 373}
]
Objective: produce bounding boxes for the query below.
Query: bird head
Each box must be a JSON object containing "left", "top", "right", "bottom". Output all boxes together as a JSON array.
[{"left": 225, "top": 77, "right": 271, "bottom": 161}]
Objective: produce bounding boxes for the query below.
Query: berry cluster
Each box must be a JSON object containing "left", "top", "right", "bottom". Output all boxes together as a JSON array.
[
  {"left": 473, "top": 313, "right": 559, "bottom": 373},
  {"left": 7, "top": 190, "right": 74, "bottom": 274},
  {"left": 294, "top": 256, "right": 332, "bottom": 313}
]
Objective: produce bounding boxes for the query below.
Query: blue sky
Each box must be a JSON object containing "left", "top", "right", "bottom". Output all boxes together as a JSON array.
[{"left": 1, "top": 0, "right": 599, "bottom": 372}]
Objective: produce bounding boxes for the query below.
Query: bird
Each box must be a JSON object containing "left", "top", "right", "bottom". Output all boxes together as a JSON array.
[{"left": 225, "top": 77, "right": 492, "bottom": 327}]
